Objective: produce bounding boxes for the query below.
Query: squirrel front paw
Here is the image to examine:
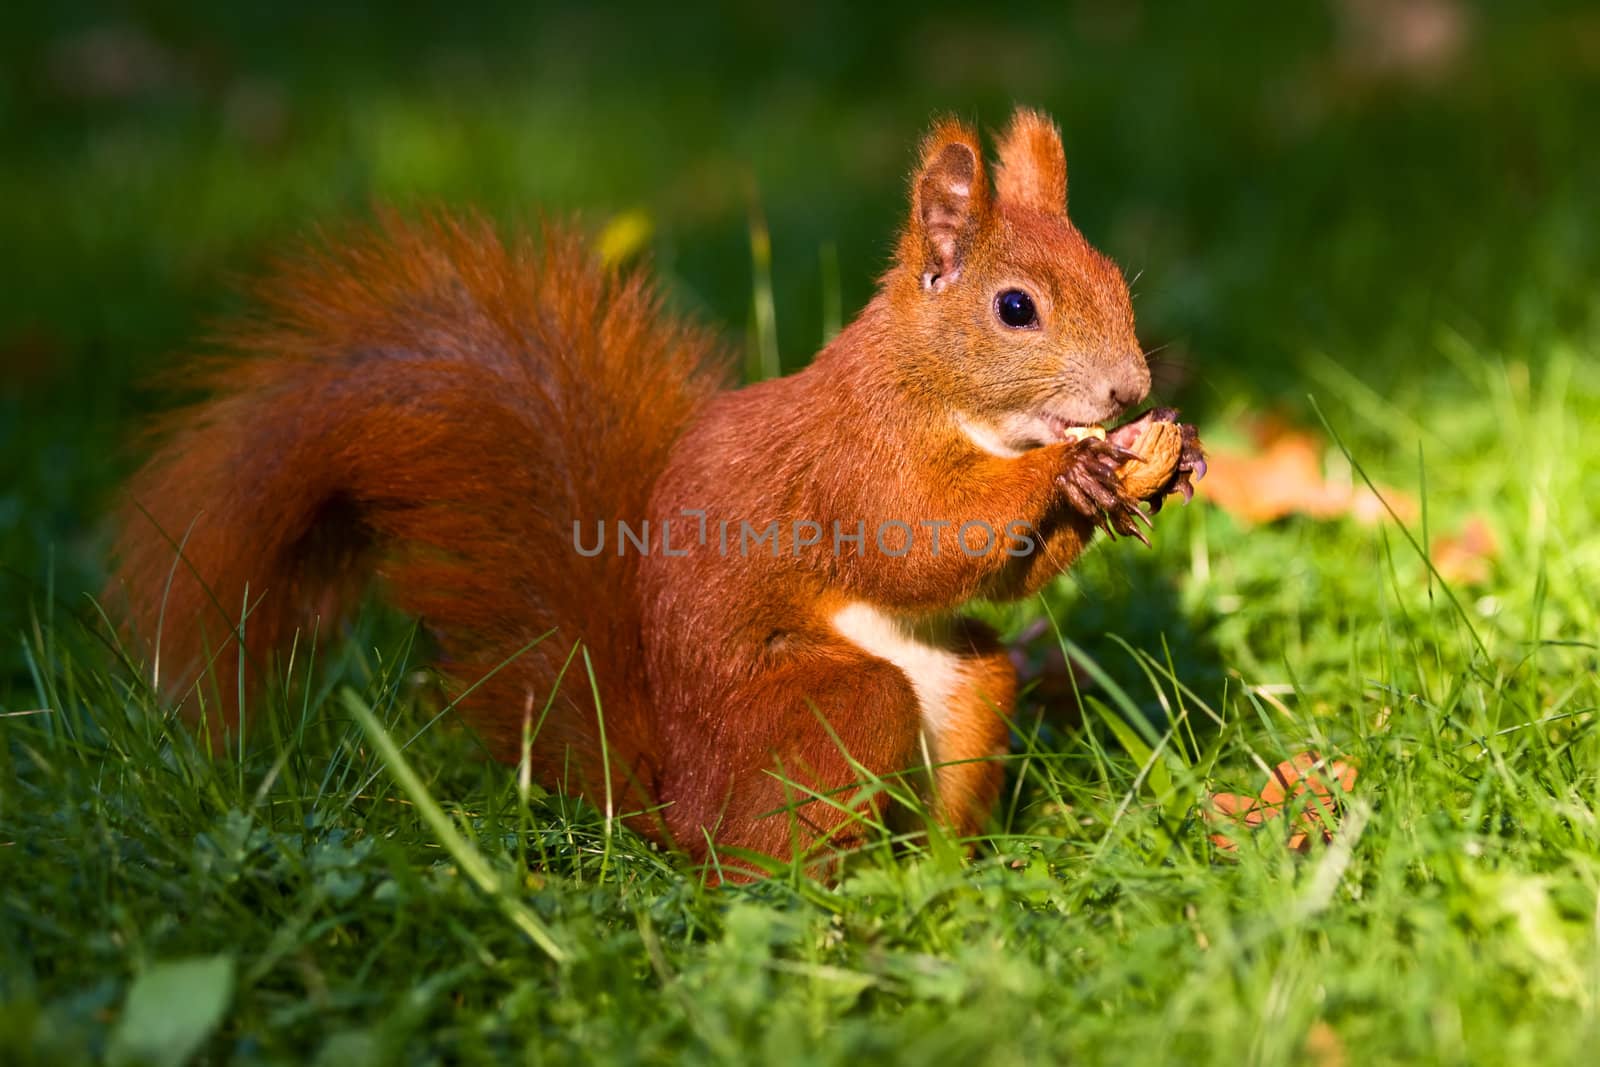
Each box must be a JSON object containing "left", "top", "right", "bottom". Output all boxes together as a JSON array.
[{"left": 1055, "top": 437, "right": 1154, "bottom": 544}]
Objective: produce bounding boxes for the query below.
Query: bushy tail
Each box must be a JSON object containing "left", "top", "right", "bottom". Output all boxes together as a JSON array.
[{"left": 109, "top": 211, "right": 722, "bottom": 810}]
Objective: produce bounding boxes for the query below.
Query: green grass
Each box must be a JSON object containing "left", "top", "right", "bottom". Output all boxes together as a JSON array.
[{"left": 5, "top": 3, "right": 1600, "bottom": 1064}]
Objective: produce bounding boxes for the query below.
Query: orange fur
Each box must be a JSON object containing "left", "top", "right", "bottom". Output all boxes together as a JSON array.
[
  {"left": 110, "top": 109, "right": 1189, "bottom": 875},
  {"left": 995, "top": 108, "right": 1069, "bottom": 215},
  {"left": 111, "top": 214, "right": 721, "bottom": 820}
]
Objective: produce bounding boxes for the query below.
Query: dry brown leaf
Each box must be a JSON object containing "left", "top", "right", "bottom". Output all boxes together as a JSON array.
[
  {"left": 1430, "top": 515, "right": 1498, "bottom": 585},
  {"left": 1203, "top": 792, "right": 1266, "bottom": 853},
  {"left": 1199, "top": 416, "right": 1416, "bottom": 526},
  {"left": 1263, "top": 752, "right": 1360, "bottom": 852},
  {"left": 1337, "top": 0, "right": 1469, "bottom": 84},
  {"left": 1303, "top": 1019, "right": 1348, "bottom": 1067},
  {"left": 1260, "top": 752, "right": 1360, "bottom": 807},
  {"left": 1205, "top": 750, "right": 1359, "bottom": 854}
]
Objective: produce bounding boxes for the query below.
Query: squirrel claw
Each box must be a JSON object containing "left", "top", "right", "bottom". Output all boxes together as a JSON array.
[
  {"left": 1102, "top": 505, "right": 1152, "bottom": 546},
  {"left": 1120, "top": 518, "right": 1152, "bottom": 547},
  {"left": 1059, "top": 416, "right": 1176, "bottom": 543},
  {"left": 1058, "top": 438, "right": 1141, "bottom": 531}
]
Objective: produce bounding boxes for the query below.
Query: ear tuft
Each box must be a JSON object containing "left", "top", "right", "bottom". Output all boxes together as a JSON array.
[
  {"left": 995, "top": 107, "right": 1067, "bottom": 215},
  {"left": 906, "top": 118, "right": 991, "bottom": 291}
]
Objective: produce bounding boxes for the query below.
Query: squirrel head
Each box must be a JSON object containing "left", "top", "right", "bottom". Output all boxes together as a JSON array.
[{"left": 887, "top": 108, "right": 1150, "bottom": 454}]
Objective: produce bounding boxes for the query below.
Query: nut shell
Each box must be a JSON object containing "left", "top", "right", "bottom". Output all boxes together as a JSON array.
[{"left": 1116, "top": 419, "right": 1184, "bottom": 499}]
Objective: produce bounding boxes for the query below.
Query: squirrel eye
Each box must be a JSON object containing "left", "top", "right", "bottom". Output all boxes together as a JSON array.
[{"left": 996, "top": 289, "right": 1038, "bottom": 329}]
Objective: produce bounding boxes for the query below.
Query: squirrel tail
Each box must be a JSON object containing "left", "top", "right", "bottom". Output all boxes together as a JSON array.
[{"left": 108, "top": 211, "right": 721, "bottom": 810}]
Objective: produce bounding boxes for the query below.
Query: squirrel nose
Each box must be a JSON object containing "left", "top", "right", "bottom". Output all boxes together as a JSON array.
[{"left": 1102, "top": 363, "right": 1151, "bottom": 413}]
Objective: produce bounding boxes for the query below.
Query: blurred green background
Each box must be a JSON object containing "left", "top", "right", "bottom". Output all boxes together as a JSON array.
[{"left": 2, "top": 0, "right": 1598, "bottom": 684}]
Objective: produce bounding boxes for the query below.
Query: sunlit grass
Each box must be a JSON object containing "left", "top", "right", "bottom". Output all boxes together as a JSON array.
[
  {"left": 4, "top": 342, "right": 1598, "bottom": 1063},
  {"left": 5, "top": 3, "right": 1600, "bottom": 1063}
]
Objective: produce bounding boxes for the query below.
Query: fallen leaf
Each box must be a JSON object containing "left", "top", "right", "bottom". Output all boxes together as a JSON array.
[
  {"left": 1205, "top": 750, "right": 1358, "bottom": 855},
  {"left": 1260, "top": 752, "right": 1359, "bottom": 807},
  {"left": 1203, "top": 793, "right": 1267, "bottom": 852},
  {"left": 1303, "top": 1019, "right": 1348, "bottom": 1067},
  {"left": 1199, "top": 416, "right": 1416, "bottom": 526},
  {"left": 1337, "top": 0, "right": 1469, "bottom": 85},
  {"left": 1430, "top": 515, "right": 1497, "bottom": 585},
  {"left": 1264, "top": 752, "right": 1360, "bottom": 852}
]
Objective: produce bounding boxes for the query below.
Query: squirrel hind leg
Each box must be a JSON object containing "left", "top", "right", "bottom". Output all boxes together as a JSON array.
[
  {"left": 673, "top": 620, "right": 1017, "bottom": 880},
  {"left": 922, "top": 624, "right": 1013, "bottom": 841},
  {"left": 662, "top": 649, "right": 925, "bottom": 880}
]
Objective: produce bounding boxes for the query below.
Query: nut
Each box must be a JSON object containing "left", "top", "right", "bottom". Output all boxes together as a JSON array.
[{"left": 1116, "top": 419, "right": 1183, "bottom": 499}]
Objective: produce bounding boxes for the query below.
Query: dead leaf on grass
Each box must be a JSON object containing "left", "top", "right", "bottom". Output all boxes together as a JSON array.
[
  {"left": 1204, "top": 751, "right": 1359, "bottom": 854},
  {"left": 1303, "top": 1019, "right": 1348, "bottom": 1067},
  {"left": 1199, "top": 415, "right": 1416, "bottom": 526},
  {"left": 1337, "top": 0, "right": 1470, "bottom": 85},
  {"left": 1430, "top": 514, "right": 1498, "bottom": 586}
]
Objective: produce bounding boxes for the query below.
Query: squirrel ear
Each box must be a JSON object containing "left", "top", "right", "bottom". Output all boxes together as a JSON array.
[
  {"left": 906, "top": 119, "right": 992, "bottom": 292},
  {"left": 995, "top": 107, "right": 1067, "bottom": 215}
]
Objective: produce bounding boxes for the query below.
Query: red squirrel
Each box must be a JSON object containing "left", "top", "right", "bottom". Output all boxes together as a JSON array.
[{"left": 111, "top": 108, "right": 1202, "bottom": 874}]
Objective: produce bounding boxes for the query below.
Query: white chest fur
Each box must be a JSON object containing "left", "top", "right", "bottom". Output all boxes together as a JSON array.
[{"left": 831, "top": 601, "right": 967, "bottom": 756}]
